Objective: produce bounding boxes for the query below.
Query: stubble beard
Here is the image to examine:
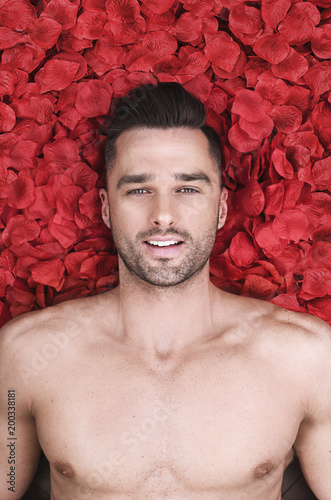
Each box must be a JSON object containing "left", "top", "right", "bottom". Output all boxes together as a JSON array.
[{"left": 108, "top": 207, "right": 220, "bottom": 288}]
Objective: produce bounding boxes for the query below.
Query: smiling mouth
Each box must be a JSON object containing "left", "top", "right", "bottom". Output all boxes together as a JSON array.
[{"left": 145, "top": 240, "right": 183, "bottom": 247}]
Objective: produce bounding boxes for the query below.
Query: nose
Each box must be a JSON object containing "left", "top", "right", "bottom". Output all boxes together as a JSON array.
[{"left": 150, "top": 192, "right": 176, "bottom": 228}]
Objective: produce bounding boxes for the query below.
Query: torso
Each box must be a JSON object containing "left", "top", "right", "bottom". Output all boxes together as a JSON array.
[{"left": 19, "top": 292, "right": 310, "bottom": 499}]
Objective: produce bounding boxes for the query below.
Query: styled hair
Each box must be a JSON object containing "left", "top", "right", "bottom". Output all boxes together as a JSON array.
[{"left": 104, "top": 82, "right": 222, "bottom": 181}]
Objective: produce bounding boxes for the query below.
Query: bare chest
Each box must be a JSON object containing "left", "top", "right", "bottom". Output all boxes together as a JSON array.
[{"left": 35, "top": 345, "right": 300, "bottom": 496}]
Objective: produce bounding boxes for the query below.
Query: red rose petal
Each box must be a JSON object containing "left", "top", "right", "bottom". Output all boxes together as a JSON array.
[
  {"left": 30, "top": 96, "right": 54, "bottom": 124},
  {"left": 40, "top": 0, "right": 78, "bottom": 30},
  {"left": 0, "top": 0, "right": 36, "bottom": 31},
  {"left": 307, "top": 241, "right": 331, "bottom": 270},
  {"left": 6, "top": 285, "right": 35, "bottom": 317},
  {"left": 0, "top": 102, "right": 16, "bottom": 132},
  {"left": 269, "top": 105, "right": 302, "bottom": 134},
  {"left": 48, "top": 214, "right": 81, "bottom": 248},
  {"left": 3, "top": 215, "right": 40, "bottom": 246},
  {"left": 2, "top": 46, "right": 34, "bottom": 73},
  {"left": 212, "top": 51, "right": 247, "bottom": 80},
  {"left": 264, "top": 182, "right": 285, "bottom": 215},
  {"left": 0, "top": 27, "right": 21, "bottom": 50},
  {"left": 244, "top": 57, "right": 270, "bottom": 87},
  {"left": 6, "top": 177, "right": 36, "bottom": 209},
  {"left": 229, "top": 4, "right": 262, "bottom": 35},
  {"left": 35, "top": 59, "right": 80, "bottom": 93},
  {"left": 78, "top": 254, "right": 118, "bottom": 279},
  {"left": 64, "top": 163, "right": 98, "bottom": 192},
  {"left": 53, "top": 52, "right": 87, "bottom": 81},
  {"left": 273, "top": 210, "right": 309, "bottom": 242},
  {"left": 302, "top": 268, "right": 331, "bottom": 297},
  {"left": 73, "top": 10, "right": 108, "bottom": 40},
  {"left": 57, "top": 30, "right": 93, "bottom": 52},
  {"left": 30, "top": 258, "right": 65, "bottom": 291},
  {"left": 9, "top": 139, "right": 38, "bottom": 170},
  {"left": 106, "top": 0, "right": 140, "bottom": 23},
  {"left": 261, "top": 0, "right": 291, "bottom": 29},
  {"left": 206, "top": 87, "right": 228, "bottom": 114},
  {"left": 140, "top": 0, "right": 175, "bottom": 15},
  {"left": 105, "top": 15, "right": 146, "bottom": 45},
  {"left": 239, "top": 114, "right": 274, "bottom": 140},
  {"left": 64, "top": 250, "right": 94, "bottom": 275},
  {"left": 232, "top": 89, "right": 266, "bottom": 123},
  {"left": 256, "top": 71, "right": 288, "bottom": 105},
  {"left": 204, "top": 32, "right": 240, "bottom": 73},
  {"left": 253, "top": 34, "right": 290, "bottom": 65},
  {"left": 56, "top": 185, "right": 84, "bottom": 221},
  {"left": 75, "top": 80, "right": 112, "bottom": 117},
  {"left": 174, "top": 12, "right": 202, "bottom": 43},
  {"left": 228, "top": 122, "right": 261, "bottom": 153},
  {"left": 25, "top": 186, "right": 55, "bottom": 220},
  {"left": 303, "top": 61, "right": 331, "bottom": 97},
  {"left": 0, "top": 269, "right": 15, "bottom": 296},
  {"left": 237, "top": 181, "right": 265, "bottom": 217},
  {"left": 271, "top": 147, "right": 294, "bottom": 179},
  {"left": 311, "top": 101, "right": 331, "bottom": 149},
  {"left": 142, "top": 30, "right": 177, "bottom": 57},
  {"left": 0, "top": 69, "right": 17, "bottom": 97},
  {"left": 27, "top": 17, "right": 62, "bottom": 49},
  {"left": 182, "top": 0, "right": 213, "bottom": 17},
  {"left": 242, "top": 275, "right": 278, "bottom": 300},
  {"left": 44, "top": 138, "right": 80, "bottom": 168},
  {"left": 284, "top": 86, "right": 311, "bottom": 114},
  {"left": 271, "top": 47, "right": 308, "bottom": 82},
  {"left": 311, "top": 157, "right": 331, "bottom": 190},
  {"left": 311, "top": 25, "right": 331, "bottom": 59},
  {"left": 229, "top": 231, "right": 259, "bottom": 267},
  {"left": 78, "top": 189, "right": 102, "bottom": 224},
  {"left": 308, "top": 298, "right": 331, "bottom": 325},
  {"left": 271, "top": 294, "right": 305, "bottom": 313},
  {"left": 278, "top": 3, "right": 320, "bottom": 45},
  {"left": 95, "top": 37, "right": 126, "bottom": 68},
  {"left": 255, "top": 222, "right": 287, "bottom": 257}
]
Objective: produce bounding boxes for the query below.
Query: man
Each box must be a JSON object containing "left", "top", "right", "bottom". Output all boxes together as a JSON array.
[{"left": 0, "top": 82, "right": 330, "bottom": 500}]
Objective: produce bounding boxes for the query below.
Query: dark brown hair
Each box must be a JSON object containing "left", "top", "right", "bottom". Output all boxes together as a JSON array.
[{"left": 104, "top": 82, "right": 222, "bottom": 181}]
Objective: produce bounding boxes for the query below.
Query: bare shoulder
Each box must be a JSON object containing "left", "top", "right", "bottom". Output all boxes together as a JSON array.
[
  {"left": 219, "top": 290, "right": 331, "bottom": 362},
  {"left": 0, "top": 291, "right": 117, "bottom": 383}
]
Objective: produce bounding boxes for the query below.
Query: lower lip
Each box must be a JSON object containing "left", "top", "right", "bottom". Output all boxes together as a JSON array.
[{"left": 143, "top": 242, "right": 184, "bottom": 258}]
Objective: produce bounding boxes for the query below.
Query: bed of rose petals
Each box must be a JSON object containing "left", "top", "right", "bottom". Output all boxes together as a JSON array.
[{"left": 0, "top": 0, "right": 330, "bottom": 327}]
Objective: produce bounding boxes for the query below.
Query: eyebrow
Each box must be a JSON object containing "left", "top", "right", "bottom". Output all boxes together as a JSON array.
[
  {"left": 116, "top": 174, "right": 154, "bottom": 190},
  {"left": 174, "top": 172, "right": 211, "bottom": 185},
  {"left": 116, "top": 171, "right": 211, "bottom": 190}
]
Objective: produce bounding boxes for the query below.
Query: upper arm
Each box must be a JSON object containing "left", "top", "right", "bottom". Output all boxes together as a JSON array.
[
  {"left": 0, "top": 324, "right": 41, "bottom": 500},
  {"left": 294, "top": 320, "right": 331, "bottom": 500}
]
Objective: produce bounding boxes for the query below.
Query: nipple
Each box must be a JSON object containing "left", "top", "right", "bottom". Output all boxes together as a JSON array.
[
  {"left": 54, "top": 460, "right": 76, "bottom": 479},
  {"left": 253, "top": 460, "right": 274, "bottom": 479}
]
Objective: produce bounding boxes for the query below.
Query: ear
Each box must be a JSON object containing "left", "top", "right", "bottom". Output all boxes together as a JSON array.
[
  {"left": 99, "top": 188, "right": 111, "bottom": 228},
  {"left": 218, "top": 187, "right": 228, "bottom": 230}
]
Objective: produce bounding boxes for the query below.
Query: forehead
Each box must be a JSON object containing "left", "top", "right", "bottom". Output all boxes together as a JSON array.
[{"left": 112, "top": 127, "right": 218, "bottom": 177}]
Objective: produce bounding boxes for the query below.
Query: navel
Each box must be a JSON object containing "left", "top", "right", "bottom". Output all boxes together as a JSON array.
[
  {"left": 54, "top": 460, "right": 76, "bottom": 479},
  {"left": 253, "top": 460, "right": 274, "bottom": 479}
]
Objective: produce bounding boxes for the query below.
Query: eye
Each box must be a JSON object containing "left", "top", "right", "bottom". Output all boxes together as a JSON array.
[
  {"left": 127, "top": 188, "right": 148, "bottom": 195},
  {"left": 178, "top": 187, "right": 199, "bottom": 194}
]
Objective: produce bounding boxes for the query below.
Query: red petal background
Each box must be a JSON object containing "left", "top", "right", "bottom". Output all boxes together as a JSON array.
[{"left": 0, "top": 0, "right": 330, "bottom": 326}]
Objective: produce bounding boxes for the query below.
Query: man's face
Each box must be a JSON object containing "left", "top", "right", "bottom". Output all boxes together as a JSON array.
[{"left": 100, "top": 128, "right": 227, "bottom": 287}]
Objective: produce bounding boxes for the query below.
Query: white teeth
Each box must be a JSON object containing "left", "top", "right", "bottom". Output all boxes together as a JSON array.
[{"left": 147, "top": 240, "right": 180, "bottom": 247}]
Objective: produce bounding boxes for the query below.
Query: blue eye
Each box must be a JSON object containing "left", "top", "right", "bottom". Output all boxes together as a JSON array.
[
  {"left": 179, "top": 188, "right": 199, "bottom": 194},
  {"left": 128, "top": 188, "right": 148, "bottom": 195}
]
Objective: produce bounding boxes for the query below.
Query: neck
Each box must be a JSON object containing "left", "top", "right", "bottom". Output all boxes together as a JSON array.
[{"left": 112, "top": 259, "right": 220, "bottom": 364}]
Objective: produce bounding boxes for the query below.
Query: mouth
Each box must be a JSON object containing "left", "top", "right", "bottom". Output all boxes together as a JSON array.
[
  {"left": 145, "top": 240, "right": 183, "bottom": 247},
  {"left": 143, "top": 238, "right": 185, "bottom": 257}
]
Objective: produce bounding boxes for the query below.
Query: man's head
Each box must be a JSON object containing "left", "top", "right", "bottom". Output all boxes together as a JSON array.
[
  {"left": 100, "top": 82, "right": 227, "bottom": 288},
  {"left": 104, "top": 82, "right": 223, "bottom": 183}
]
